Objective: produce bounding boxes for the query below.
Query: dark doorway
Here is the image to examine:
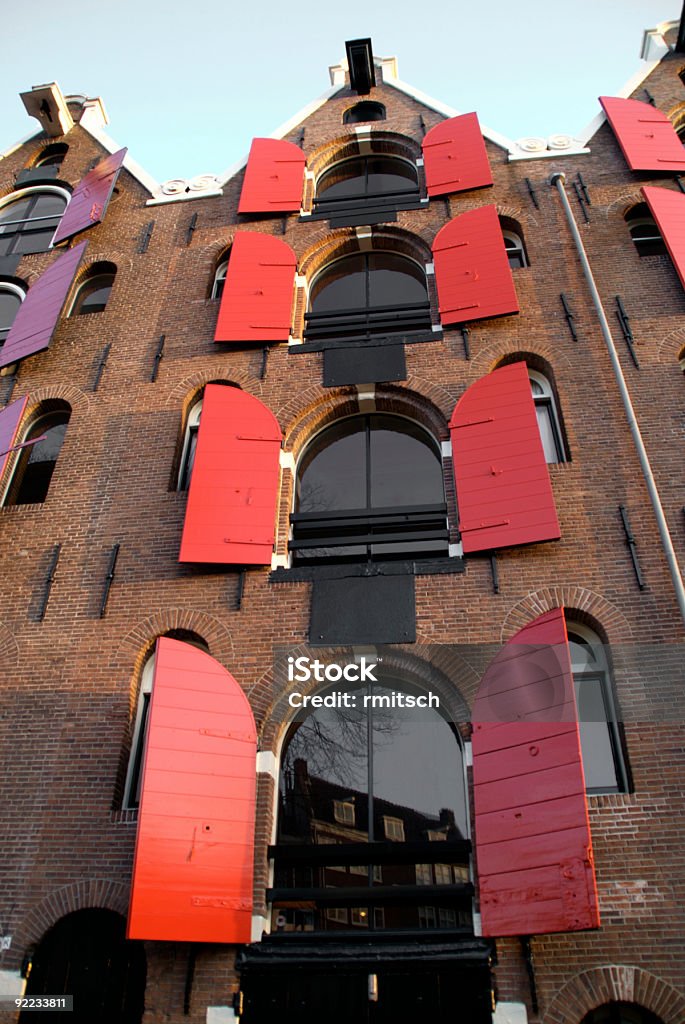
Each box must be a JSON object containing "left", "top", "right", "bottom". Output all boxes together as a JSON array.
[{"left": 21, "top": 909, "right": 146, "bottom": 1024}]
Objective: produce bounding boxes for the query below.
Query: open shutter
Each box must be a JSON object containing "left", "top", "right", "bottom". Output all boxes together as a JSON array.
[
  {"left": 0, "top": 241, "right": 87, "bottom": 369},
  {"left": 433, "top": 207, "right": 518, "bottom": 325},
  {"left": 642, "top": 185, "right": 685, "bottom": 290},
  {"left": 599, "top": 97, "right": 685, "bottom": 173},
  {"left": 179, "top": 384, "right": 282, "bottom": 565},
  {"left": 52, "top": 148, "right": 127, "bottom": 245},
  {"left": 0, "top": 396, "right": 29, "bottom": 478},
  {"left": 450, "top": 361, "right": 559, "bottom": 552},
  {"left": 127, "top": 638, "right": 257, "bottom": 943},
  {"left": 422, "top": 113, "right": 493, "bottom": 197},
  {"left": 214, "top": 232, "right": 296, "bottom": 344},
  {"left": 472, "top": 608, "right": 600, "bottom": 937},
  {"left": 238, "top": 138, "right": 306, "bottom": 214}
]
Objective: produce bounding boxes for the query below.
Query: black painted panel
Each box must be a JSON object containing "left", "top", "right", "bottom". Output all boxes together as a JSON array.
[
  {"left": 0, "top": 255, "right": 21, "bottom": 277},
  {"left": 323, "top": 344, "right": 406, "bottom": 386},
  {"left": 310, "top": 574, "right": 415, "bottom": 645}
]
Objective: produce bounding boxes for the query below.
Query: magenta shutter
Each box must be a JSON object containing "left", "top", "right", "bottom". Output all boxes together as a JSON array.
[
  {"left": 422, "top": 113, "right": 493, "bottom": 197},
  {"left": 238, "top": 139, "right": 306, "bottom": 214},
  {"left": 449, "top": 361, "right": 560, "bottom": 552},
  {"left": 52, "top": 149, "right": 127, "bottom": 245},
  {"left": 0, "top": 397, "right": 29, "bottom": 478},
  {"left": 214, "top": 232, "right": 296, "bottom": 343},
  {"left": 473, "top": 609, "right": 600, "bottom": 937},
  {"left": 0, "top": 241, "right": 87, "bottom": 369}
]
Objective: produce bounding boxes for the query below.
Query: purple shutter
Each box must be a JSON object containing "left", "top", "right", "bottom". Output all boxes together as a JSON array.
[
  {"left": 0, "top": 241, "right": 87, "bottom": 369},
  {"left": 0, "top": 397, "right": 29, "bottom": 478},
  {"left": 52, "top": 149, "right": 127, "bottom": 246}
]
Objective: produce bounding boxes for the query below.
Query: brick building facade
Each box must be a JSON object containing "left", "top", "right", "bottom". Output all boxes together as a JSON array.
[{"left": 0, "top": 18, "right": 684, "bottom": 1024}]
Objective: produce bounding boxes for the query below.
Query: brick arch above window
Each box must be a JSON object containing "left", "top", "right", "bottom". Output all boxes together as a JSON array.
[
  {"left": 501, "top": 587, "right": 633, "bottom": 644},
  {"left": 306, "top": 130, "right": 421, "bottom": 180},
  {"left": 110, "top": 608, "right": 235, "bottom": 681},
  {"left": 17, "top": 881, "right": 131, "bottom": 955},
  {"left": 543, "top": 967, "right": 685, "bottom": 1024}
]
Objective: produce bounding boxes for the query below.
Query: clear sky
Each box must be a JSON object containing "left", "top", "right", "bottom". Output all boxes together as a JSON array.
[{"left": 1, "top": 0, "right": 679, "bottom": 185}]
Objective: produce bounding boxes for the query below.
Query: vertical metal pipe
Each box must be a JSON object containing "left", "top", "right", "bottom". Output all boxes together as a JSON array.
[{"left": 550, "top": 172, "right": 685, "bottom": 627}]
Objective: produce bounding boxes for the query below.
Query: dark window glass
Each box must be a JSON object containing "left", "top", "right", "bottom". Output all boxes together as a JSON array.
[
  {"left": 178, "top": 425, "right": 199, "bottom": 491},
  {"left": 317, "top": 157, "right": 418, "bottom": 205},
  {"left": 581, "top": 1005, "right": 664, "bottom": 1024},
  {"left": 275, "top": 679, "right": 469, "bottom": 932},
  {"left": 293, "top": 414, "right": 447, "bottom": 564},
  {"left": 34, "top": 143, "right": 68, "bottom": 169},
  {"left": 0, "top": 191, "right": 67, "bottom": 257},
  {"left": 625, "top": 203, "right": 667, "bottom": 257},
  {"left": 5, "top": 413, "right": 69, "bottom": 506},
  {"left": 0, "top": 288, "right": 23, "bottom": 343},
  {"left": 310, "top": 253, "right": 427, "bottom": 314},
  {"left": 343, "top": 101, "right": 386, "bottom": 124},
  {"left": 72, "top": 274, "right": 114, "bottom": 315}
]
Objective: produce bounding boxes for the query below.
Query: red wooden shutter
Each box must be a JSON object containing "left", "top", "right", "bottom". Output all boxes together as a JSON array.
[
  {"left": 642, "top": 185, "right": 685, "bottom": 289},
  {"left": 0, "top": 241, "right": 87, "bottom": 369},
  {"left": 127, "top": 638, "right": 257, "bottom": 943},
  {"left": 52, "top": 148, "right": 127, "bottom": 245},
  {"left": 433, "top": 207, "right": 518, "bottom": 325},
  {"left": 422, "top": 113, "right": 493, "bottom": 197},
  {"left": 472, "top": 608, "right": 600, "bottom": 937},
  {"left": 449, "top": 361, "right": 560, "bottom": 552},
  {"left": 179, "top": 384, "right": 282, "bottom": 565},
  {"left": 599, "top": 97, "right": 685, "bottom": 173},
  {"left": 238, "top": 138, "right": 306, "bottom": 214},
  {"left": 0, "top": 396, "right": 29, "bottom": 478},
  {"left": 214, "top": 232, "right": 296, "bottom": 344}
]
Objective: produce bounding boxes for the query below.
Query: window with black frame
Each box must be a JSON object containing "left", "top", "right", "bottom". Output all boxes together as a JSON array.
[
  {"left": 290, "top": 414, "right": 449, "bottom": 565},
  {"left": 0, "top": 189, "right": 68, "bottom": 257},
  {"left": 271, "top": 678, "right": 471, "bottom": 933},
  {"left": 304, "top": 252, "right": 431, "bottom": 345},
  {"left": 314, "top": 156, "right": 420, "bottom": 220}
]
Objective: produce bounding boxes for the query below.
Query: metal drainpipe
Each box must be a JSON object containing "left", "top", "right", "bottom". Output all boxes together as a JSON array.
[{"left": 550, "top": 172, "right": 685, "bottom": 629}]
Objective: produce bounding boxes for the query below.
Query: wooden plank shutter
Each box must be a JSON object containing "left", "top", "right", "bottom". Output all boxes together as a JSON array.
[
  {"left": 472, "top": 608, "right": 600, "bottom": 937},
  {"left": 179, "top": 384, "right": 282, "bottom": 565},
  {"left": 0, "top": 241, "right": 87, "bottom": 369},
  {"left": 642, "top": 185, "right": 685, "bottom": 289},
  {"left": 433, "top": 207, "right": 518, "bottom": 325},
  {"left": 238, "top": 138, "right": 306, "bottom": 214},
  {"left": 52, "top": 148, "right": 127, "bottom": 245},
  {"left": 214, "top": 232, "right": 296, "bottom": 344},
  {"left": 422, "top": 113, "right": 493, "bottom": 197},
  {"left": 449, "top": 361, "right": 560, "bottom": 552},
  {"left": 599, "top": 97, "right": 685, "bottom": 173},
  {"left": 0, "top": 396, "right": 29, "bottom": 479},
  {"left": 127, "top": 638, "right": 257, "bottom": 943}
]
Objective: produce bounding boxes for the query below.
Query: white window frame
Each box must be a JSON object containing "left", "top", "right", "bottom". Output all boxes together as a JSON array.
[
  {"left": 211, "top": 259, "right": 228, "bottom": 300},
  {"left": 502, "top": 230, "right": 528, "bottom": 269},
  {"left": 123, "top": 654, "right": 155, "bottom": 809},
  {"left": 0, "top": 186, "right": 71, "bottom": 255},
  {"left": 529, "top": 370, "right": 565, "bottom": 464},
  {"left": 177, "top": 398, "right": 202, "bottom": 491},
  {"left": 0, "top": 281, "right": 26, "bottom": 344}
]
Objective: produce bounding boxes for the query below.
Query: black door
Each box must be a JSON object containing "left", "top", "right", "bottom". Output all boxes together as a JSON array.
[{"left": 21, "top": 909, "right": 146, "bottom": 1024}]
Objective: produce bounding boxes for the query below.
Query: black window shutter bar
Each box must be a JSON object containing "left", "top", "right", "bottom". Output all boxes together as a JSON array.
[
  {"left": 615, "top": 297, "right": 640, "bottom": 368},
  {"left": 524, "top": 177, "right": 540, "bottom": 210},
  {"left": 675, "top": 175, "right": 685, "bottom": 195},
  {"left": 577, "top": 173, "right": 591, "bottom": 206},
  {"left": 3, "top": 373, "right": 18, "bottom": 406},
  {"left": 643, "top": 88, "right": 656, "bottom": 106},
  {"left": 234, "top": 569, "right": 246, "bottom": 611},
  {"left": 419, "top": 114, "right": 427, "bottom": 137},
  {"left": 92, "top": 343, "right": 111, "bottom": 392},
  {"left": 461, "top": 325, "right": 471, "bottom": 360},
  {"left": 260, "top": 346, "right": 269, "bottom": 380},
  {"left": 138, "top": 221, "right": 155, "bottom": 253},
  {"left": 490, "top": 553, "right": 500, "bottom": 594},
  {"left": 619, "top": 506, "right": 645, "bottom": 589},
  {"left": 150, "top": 335, "right": 165, "bottom": 382},
  {"left": 185, "top": 212, "right": 198, "bottom": 245},
  {"left": 100, "top": 543, "right": 120, "bottom": 618},
  {"left": 572, "top": 181, "right": 590, "bottom": 223},
  {"left": 38, "top": 544, "right": 61, "bottom": 621},
  {"left": 560, "top": 293, "right": 579, "bottom": 341}
]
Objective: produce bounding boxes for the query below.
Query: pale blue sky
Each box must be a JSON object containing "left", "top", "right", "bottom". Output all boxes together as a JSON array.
[{"left": 1, "top": 0, "right": 679, "bottom": 184}]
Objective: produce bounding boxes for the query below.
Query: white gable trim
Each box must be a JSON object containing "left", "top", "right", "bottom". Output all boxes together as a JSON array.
[{"left": 577, "top": 58, "right": 663, "bottom": 146}]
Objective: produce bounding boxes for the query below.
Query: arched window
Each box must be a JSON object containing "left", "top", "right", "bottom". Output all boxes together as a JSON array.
[
  {"left": 33, "top": 143, "right": 68, "bottom": 169},
  {"left": 502, "top": 230, "right": 528, "bottom": 268},
  {"left": 123, "top": 631, "right": 209, "bottom": 809},
  {"left": 314, "top": 156, "right": 419, "bottom": 216},
  {"left": 274, "top": 673, "right": 469, "bottom": 932},
  {"left": 0, "top": 282, "right": 25, "bottom": 347},
  {"left": 305, "top": 251, "right": 431, "bottom": 343},
  {"left": 343, "top": 101, "right": 386, "bottom": 124},
  {"left": 567, "top": 620, "right": 630, "bottom": 793},
  {"left": 69, "top": 262, "right": 116, "bottom": 316},
  {"left": 625, "top": 203, "right": 667, "bottom": 257},
  {"left": 211, "top": 258, "right": 228, "bottom": 300},
  {"left": 582, "top": 1005, "right": 664, "bottom": 1024},
  {"left": 177, "top": 397, "right": 202, "bottom": 490},
  {"left": 291, "top": 414, "right": 448, "bottom": 564},
  {"left": 2, "top": 402, "right": 71, "bottom": 506},
  {"left": 529, "top": 370, "right": 565, "bottom": 463},
  {"left": 0, "top": 187, "right": 69, "bottom": 257}
]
